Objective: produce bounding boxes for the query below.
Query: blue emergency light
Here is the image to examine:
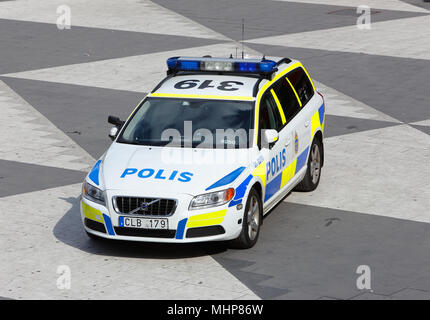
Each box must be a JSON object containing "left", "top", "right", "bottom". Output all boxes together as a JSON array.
[{"left": 166, "top": 57, "right": 277, "bottom": 75}]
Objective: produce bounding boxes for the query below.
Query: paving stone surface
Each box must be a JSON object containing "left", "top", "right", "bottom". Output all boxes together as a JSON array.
[{"left": 1, "top": 0, "right": 429, "bottom": 299}]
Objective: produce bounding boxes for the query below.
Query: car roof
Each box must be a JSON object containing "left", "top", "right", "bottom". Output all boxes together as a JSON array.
[
  {"left": 151, "top": 74, "right": 260, "bottom": 99},
  {"left": 150, "top": 56, "right": 300, "bottom": 101}
]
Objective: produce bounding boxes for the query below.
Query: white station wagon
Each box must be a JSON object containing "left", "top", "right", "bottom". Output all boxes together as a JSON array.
[{"left": 81, "top": 56, "right": 325, "bottom": 248}]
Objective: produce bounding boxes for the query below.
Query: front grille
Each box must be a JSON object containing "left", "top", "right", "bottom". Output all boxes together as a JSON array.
[
  {"left": 113, "top": 196, "right": 177, "bottom": 216},
  {"left": 114, "top": 227, "right": 176, "bottom": 238}
]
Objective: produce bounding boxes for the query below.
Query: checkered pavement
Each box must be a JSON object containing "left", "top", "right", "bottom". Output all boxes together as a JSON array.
[{"left": 1, "top": 0, "right": 430, "bottom": 300}]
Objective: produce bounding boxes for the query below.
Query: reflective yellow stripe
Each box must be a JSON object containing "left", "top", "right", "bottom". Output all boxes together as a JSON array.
[
  {"left": 311, "top": 110, "right": 321, "bottom": 142},
  {"left": 187, "top": 217, "right": 224, "bottom": 228},
  {"left": 186, "top": 209, "right": 227, "bottom": 228},
  {"left": 199, "top": 95, "right": 254, "bottom": 101},
  {"left": 188, "top": 209, "right": 227, "bottom": 221},
  {"left": 281, "top": 160, "right": 296, "bottom": 188},
  {"left": 322, "top": 117, "right": 325, "bottom": 134},
  {"left": 151, "top": 92, "right": 254, "bottom": 101},
  {"left": 151, "top": 92, "right": 199, "bottom": 99},
  {"left": 270, "top": 89, "right": 286, "bottom": 124},
  {"left": 285, "top": 77, "right": 302, "bottom": 108},
  {"left": 300, "top": 64, "right": 316, "bottom": 91},
  {"left": 82, "top": 201, "right": 104, "bottom": 223},
  {"left": 126, "top": 97, "right": 146, "bottom": 121},
  {"left": 252, "top": 161, "right": 267, "bottom": 188}
]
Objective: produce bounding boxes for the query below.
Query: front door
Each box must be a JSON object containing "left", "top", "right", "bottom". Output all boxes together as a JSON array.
[{"left": 257, "top": 91, "right": 293, "bottom": 205}]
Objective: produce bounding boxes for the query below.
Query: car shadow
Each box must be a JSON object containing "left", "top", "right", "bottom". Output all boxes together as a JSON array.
[
  {"left": 52, "top": 196, "right": 228, "bottom": 259},
  {"left": 262, "top": 191, "right": 293, "bottom": 221}
]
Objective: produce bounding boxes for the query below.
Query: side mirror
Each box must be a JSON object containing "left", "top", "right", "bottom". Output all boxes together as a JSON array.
[
  {"left": 109, "top": 126, "right": 119, "bottom": 141},
  {"left": 108, "top": 115, "right": 124, "bottom": 127},
  {"left": 107, "top": 116, "right": 124, "bottom": 141},
  {"left": 262, "top": 129, "right": 279, "bottom": 149}
]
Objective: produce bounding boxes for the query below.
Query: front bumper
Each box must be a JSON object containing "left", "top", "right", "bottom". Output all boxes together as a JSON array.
[{"left": 80, "top": 191, "right": 244, "bottom": 243}]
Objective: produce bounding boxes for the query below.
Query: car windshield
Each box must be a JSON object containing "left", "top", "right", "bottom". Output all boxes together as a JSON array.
[{"left": 117, "top": 97, "right": 254, "bottom": 148}]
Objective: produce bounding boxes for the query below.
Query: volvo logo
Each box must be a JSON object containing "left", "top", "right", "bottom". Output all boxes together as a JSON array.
[{"left": 128, "top": 199, "right": 161, "bottom": 214}]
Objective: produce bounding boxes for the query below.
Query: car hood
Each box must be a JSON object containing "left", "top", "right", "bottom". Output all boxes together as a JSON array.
[{"left": 100, "top": 142, "right": 251, "bottom": 196}]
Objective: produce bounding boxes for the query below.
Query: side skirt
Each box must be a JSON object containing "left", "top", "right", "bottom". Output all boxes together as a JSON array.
[{"left": 262, "top": 166, "right": 307, "bottom": 216}]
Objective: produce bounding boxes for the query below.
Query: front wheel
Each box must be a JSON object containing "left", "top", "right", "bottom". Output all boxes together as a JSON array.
[
  {"left": 230, "top": 188, "right": 262, "bottom": 249},
  {"left": 295, "top": 137, "right": 323, "bottom": 192}
]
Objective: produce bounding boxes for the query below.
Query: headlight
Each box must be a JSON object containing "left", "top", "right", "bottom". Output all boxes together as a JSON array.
[
  {"left": 189, "top": 188, "right": 234, "bottom": 210},
  {"left": 82, "top": 181, "right": 105, "bottom": 205}
]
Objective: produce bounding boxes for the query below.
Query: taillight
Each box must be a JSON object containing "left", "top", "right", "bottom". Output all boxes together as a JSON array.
[{"left": 317, "top": 90, "right": 325, "bottom": 104}]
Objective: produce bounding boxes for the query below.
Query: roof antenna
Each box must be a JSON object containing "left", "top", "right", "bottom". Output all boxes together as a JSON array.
[{"left": 241, "top": 18, "right": 245, "bottom": 59}]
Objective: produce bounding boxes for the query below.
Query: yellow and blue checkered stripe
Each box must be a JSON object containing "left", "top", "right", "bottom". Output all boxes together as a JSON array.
[
  {"left": 82, "top": 201, "right": 115, "bottom": 235},
  {"left": 312, "top": 103, "right": 325, "bottom": 138},
  {"left": 176, "top": 209, "right": 228, "bottom": 239},
  {"left": 175, "top": 101, "right": 325, "bottom": 238},
  {"left": 264, "top": 146, "right": 309, "bottom": 202},
  {"left": 257, "top": 104, "right": 325, "bottom": 202}
]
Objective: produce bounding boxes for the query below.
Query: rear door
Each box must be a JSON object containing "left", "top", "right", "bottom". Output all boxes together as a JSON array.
[
  {"left": 270, "top": 76, "right": 304, "bottom": 190},
  {"left": 286, "top": 66, "right": 317, "bottom": 150}
]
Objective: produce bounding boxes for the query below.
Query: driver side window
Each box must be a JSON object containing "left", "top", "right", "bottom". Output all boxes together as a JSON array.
[{"left": 258, "top": 93, "right": 282, "bottom": 147}]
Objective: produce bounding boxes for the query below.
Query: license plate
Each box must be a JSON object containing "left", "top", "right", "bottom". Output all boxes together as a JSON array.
[{"left": 119, "top": 216, "right": 168, "bottom": 229}]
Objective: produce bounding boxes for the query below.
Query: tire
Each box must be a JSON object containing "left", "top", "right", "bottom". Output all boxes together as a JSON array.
[
  {"left": 230, "top": 188, "right": 262, "bottom": 249},
  {"left": 295, "top": 137, "right": 323, "bottom": 192}
]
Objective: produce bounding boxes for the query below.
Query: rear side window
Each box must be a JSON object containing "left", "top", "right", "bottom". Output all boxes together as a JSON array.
[
  {"left": 272, "top": 78, "right": 300, "bottom": 123},
  {"left": 287, "top": 67, "right": 314, "bottom": 106}
]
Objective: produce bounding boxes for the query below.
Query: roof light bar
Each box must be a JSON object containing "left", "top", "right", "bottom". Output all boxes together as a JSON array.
[{"left": 166, "top": 57, "right": 277, "bottom": 75}]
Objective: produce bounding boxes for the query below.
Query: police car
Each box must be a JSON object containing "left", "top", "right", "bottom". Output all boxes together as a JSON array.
[{"left": 81, "top": 56, "right": 325, "bottom": 248}]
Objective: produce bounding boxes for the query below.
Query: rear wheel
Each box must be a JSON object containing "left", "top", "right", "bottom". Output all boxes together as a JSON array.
[
  {"left": 295, "top": 137, "right": 323, "bottom": 192},
  {"left": 230, "top": 188, "right": 262, "bottom": 249}
]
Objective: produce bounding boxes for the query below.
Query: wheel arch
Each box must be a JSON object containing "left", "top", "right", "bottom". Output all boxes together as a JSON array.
[
  {"left": 312, "top": 129, "right": 324, "bottom": 167},
  {"left": 250, "top": 181, "right": 263, "bottom": 201},
  {"left": 248, "top": 181, "right": 264, "bottom": 225}
]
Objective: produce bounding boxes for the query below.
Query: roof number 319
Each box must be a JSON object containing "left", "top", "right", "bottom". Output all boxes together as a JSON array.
[{"left": 174, "top": 80, "right": 244, "bottom": 91}]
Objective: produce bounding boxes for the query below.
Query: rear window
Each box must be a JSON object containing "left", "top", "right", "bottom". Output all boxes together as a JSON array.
[
  {"left": 271, "top": 78, "right": 301, "bottom": 123},
  {"left": 287, "top": 67, "right": 314, "bottom": 106}
]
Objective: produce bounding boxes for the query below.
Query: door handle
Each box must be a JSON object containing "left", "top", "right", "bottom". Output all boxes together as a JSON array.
[
  {"left": 304, "top": 121, "right": 310, "bottom": 128},
  {"left": 285, "top": 139, "right": 291, "bottom": 146}
]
